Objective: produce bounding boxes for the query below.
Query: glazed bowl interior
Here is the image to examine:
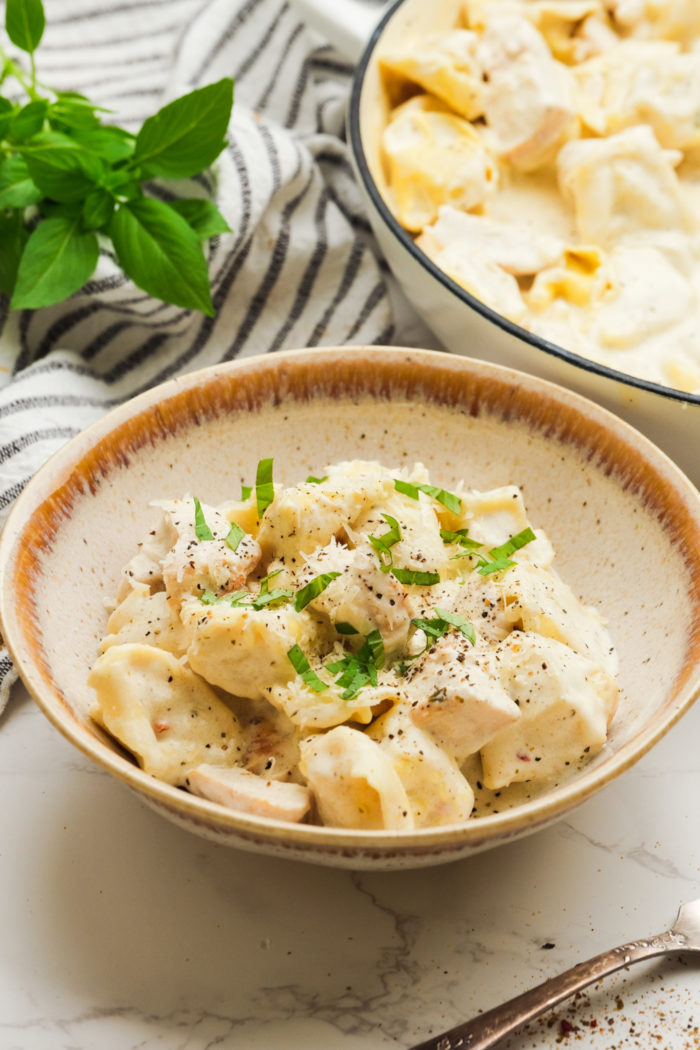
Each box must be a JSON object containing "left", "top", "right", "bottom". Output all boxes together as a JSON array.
[
  {"left": 348, "top": 0, "right": 700, "bottom": 480},
  {"left": 2, "top": 347, "right": 700, "bottom": 869}
]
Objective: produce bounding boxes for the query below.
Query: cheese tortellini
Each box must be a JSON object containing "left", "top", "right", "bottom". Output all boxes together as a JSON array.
[
  {"left": 89, "top": 460, "right": 618, "bottom": 830},
  {"left": 379, "top": 0, "right": 700, "bottom": 393}
]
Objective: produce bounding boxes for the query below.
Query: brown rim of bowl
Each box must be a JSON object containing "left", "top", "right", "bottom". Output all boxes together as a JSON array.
[{"left": 2, "top": 346, "right": 700, "bottom": 853}]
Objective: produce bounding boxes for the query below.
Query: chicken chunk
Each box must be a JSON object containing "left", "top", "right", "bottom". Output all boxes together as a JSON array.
[
  {"left": 157, "top": 497, "right": 261, "bottom": 606},
  {"left": 419, "top": 206, "right": 564, "bottom": 278},
  {"left": 477, "top": 16, "right": 578, "bottom": 169},
  {"left": 185, "top": 765, "right": 311, "bottom": 822},
  {"left": 353, "top": 485, "right": 447, "bottom": 578},
  {"left": 298, "top": 540, "right": 414, "bottom": 654},
  {"left": 405, "top": 634, "right": 520, "bottom": 761},
  {"left": 256, "top": 460, "right": 393, "bottom": 560},
  {"left": 299, "top": 726, "right": 413, "bottom": 830},
  {"left": 502, "top": 562, "right": 618, "bottom": 675},
  {"left": 416, "top": 227, "right": 528, "bottom": 323},
  {"left": 480, "top": 631, "right": 619, "bottom": 787},
  {"left": 89, "top": 643, "right": 244, "bottom": 785}
]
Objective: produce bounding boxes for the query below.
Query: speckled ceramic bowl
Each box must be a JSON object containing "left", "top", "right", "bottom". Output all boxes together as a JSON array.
[{"left": 2, "top": 347, "right": 700, "bottom": 869}]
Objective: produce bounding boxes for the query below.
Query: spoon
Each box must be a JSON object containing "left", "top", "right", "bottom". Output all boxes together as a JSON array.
[{"left": 410, "top": 899, "right": 700, "bottom": 1050}]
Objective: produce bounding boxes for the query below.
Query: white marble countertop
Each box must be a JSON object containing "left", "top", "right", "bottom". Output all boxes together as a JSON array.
[{"left": 2, "top": 670, "right": 699, "bottom": 1050}]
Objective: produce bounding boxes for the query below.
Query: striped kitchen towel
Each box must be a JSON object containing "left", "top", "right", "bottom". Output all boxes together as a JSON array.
[{"left": 0, "top": 0, "right": 402, "bottom": 713}]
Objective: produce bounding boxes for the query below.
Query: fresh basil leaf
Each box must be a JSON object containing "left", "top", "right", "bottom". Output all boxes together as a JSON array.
[
  {"left": 363, "top": 628, "right": 385, "bottom": 671},
  {"left": 440, "top": 528, "right": 480, "bottom": 550},
  {"left": 49, "top": 92, "right": 102, "bottom": 131},
  {"left": 64, "top": 125, "right": 135, "bottom": 164},
  {"left": 10, "top": 215, "right": 98, "bottom": 309},
  {"left": 131, "top": 78, "right": 233, "bottom": 179},
  {"left": 109, "top": 197, "right": 214, "bottom": 315},
  {"left": 82, "top": 188, "right": 114, "bottom": 229},
  {"left": 0, "top": 157, "right": 42, "bottom": 208},
  {"left": 225, "top": 521, "right": 246, "bottom": 552},
  {"left": 0, "top": 210, "right": 28, "bottom": 295},
  {"left": 488, "top": 527, "right": 536, "bottom": 561},
  {"left": 251, "top": 586, "right": 293, "bottom": 610},
  {"left": 5, "top": 0, "right": 45, "bottom": 53},
  {"left": 368, "top": 512, "right": 402, "bottom": 572},
  {"left": 168, "top": 198, "right": 231, "bottom": 240},
  {"left": 241, "top": 484, "right": 253, "bottom": 500},
  {"left": 193, "top": 496, "right": 215, "bottom": 541},
  {"left": 287, "top": 645, "right": 328, "bottom": 693},
  {"left": 433, "top": 608, "right": 476, "bottom": 645},
  {"left": 394, "top": 479, "right": 462, "bottom": 515},
  {"left": 335, "top": 622, "right": 358, "bottom": 635},
  {"left": 0, "top": 99, "right": 15, "bottom": 139},
  {"left": 10, "top": 99, "right": 47, "bottom": 140},
  {"left": 476, "top": 556, "right": 514, "bottom": 576},
  {"left": 200, "top": 589, "right": 221, "bottom": 605},
  {"left": 391, "top": 568, "right": 440, "bottom": 586},
  {"left": 22, "top": 143, "right": 104, "bottom": 202},
  {"left": 306, "top": 475, "right": 328, "bottom": 484},
  {"left": 255, "top": 458, "right": 274, "bottom": 518},
  {"left": 294, "top": 572, "right": 341, "bottom": 612}
]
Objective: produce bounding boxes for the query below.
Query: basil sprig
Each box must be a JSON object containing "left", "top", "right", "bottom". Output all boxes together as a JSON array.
[{"left": 0, "top": 0, "right": 233, "bottom": 313}]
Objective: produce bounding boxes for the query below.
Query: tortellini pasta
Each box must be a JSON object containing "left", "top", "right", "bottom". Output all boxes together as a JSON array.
[{"left": 90, "top": 460, "right": 618, "bottom": 830}]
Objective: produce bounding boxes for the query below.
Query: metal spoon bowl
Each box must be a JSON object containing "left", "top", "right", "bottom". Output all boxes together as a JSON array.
[{"left": 410, "top": 900, "right": 700, "bottom": 1050}]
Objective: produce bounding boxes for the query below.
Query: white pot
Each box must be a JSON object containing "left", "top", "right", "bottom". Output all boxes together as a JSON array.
[{"left": 294, "top": 0, "right": 700, "bottom": 485}]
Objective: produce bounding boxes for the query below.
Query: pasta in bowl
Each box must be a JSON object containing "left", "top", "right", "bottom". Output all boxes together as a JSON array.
[
  {"left": 89, "top": 460, "right": 619, "bottom": 831},
  {"left": 2, "top": 346, "right": 700, "bottom": 868}
]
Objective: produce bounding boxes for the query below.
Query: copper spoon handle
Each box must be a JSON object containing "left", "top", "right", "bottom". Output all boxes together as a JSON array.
[{"left": 410, "top": 931, "right": 679, "bottom": 1050}]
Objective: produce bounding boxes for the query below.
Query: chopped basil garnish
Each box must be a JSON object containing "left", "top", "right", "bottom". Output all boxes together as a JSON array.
[
  {"left": 225, "top": 521, "right": 246, "bottom": 552},
  {"left": 241, "top": 484, "right": 253, "bottom": 500},
  {"left": 306, "top": 474, "right": 328, "bottom": 484},
  {"left": 368, "top": 512, "right": 402, "bottom": 572},
  {"left": 335, "top": 622, "right": 359, "bottom": 635},
  {"left": 200, "top": 588, "right": 248, "bottom": 606},
  {"left": 252, "top": 569, "right": 293, "bottom": 609},
  {"left": 200, "top": 572, "right": 291, "bottom": 611},
  {"left": 391, "top": 568, "right": 440, "bottom": 586},
  {"left": 255, "top": 458, "right": 275, "bottom": 518},
  {"left": 294, "top": 571, "right": 341, "bottom": 612},
  {"left": 193, "top": 496, "right": 215, "bottom": 541},
  {"left": 409, "top": 608, "right": 475, "bottom": 657},
  {"left": 434, "top": 607, "right": 476, "bottom": 645},
  {"left": 394, "top": 479, "right": 461, "bottom": 515},
  {"left": 488, "top": 527, "right": 537, "bottom": 560},
  {"left": 287, "top": 645, "right": 328, "bottom": 693},
  {"left": 476, "top": 527, "right": 536, "bottom": 576},
  {"left": 324, "top": 628, "right": 385, "bottom": 700},
  {"left": 440, "top": 527, "right": 481, "bottom": 550}
]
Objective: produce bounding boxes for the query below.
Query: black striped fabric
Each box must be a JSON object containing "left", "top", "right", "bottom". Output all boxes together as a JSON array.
[{"left": 0, "top": 0, "right": 397, "bottom": 711}]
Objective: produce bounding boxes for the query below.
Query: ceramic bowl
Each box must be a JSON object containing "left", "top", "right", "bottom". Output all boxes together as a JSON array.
[
  {"left": 294, "top": 0, "right": 700, "bottom": 485},
  {"left": 2, "top": 346, "right": 700, "bottom": 870}
]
